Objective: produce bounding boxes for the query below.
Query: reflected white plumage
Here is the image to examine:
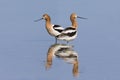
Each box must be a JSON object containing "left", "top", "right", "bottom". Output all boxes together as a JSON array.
[
  {"left": 46, "top": 43, "right": 79, "bottom": 77},
  {"left": 45, "top": 44, "right": 73, "bottom": 69}
]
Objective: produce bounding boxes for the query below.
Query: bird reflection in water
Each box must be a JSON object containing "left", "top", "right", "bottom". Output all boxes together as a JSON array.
[{"left": 45, "top": 44, "right": 79, "bottom": 77}]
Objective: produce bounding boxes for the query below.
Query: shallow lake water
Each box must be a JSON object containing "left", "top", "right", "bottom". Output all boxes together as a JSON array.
[{"left": 0, "top": 0, "right": 120, "bottom": 80}]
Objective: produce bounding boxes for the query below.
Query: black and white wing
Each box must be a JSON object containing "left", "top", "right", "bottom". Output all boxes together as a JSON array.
[
  {"left": 60, "top": 27, "right": 77, "bottom": 37},
  {"left": 53, "top": 25, "right": 64, "bottom": 33}
]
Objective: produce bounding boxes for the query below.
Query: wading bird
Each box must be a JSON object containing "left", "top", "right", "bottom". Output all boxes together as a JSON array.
[
  {"left": 57, "top": 13, "right": 87, "bottom": 43},
  {"left": 35, "top": 14, "right": 64, "bottom": 43}
]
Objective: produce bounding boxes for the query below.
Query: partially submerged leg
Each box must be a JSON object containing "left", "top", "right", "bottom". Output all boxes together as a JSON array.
[
  {"left": 67, "top": 41, "right": 69, "bottom": 44},
  {"left": 55, "top": 37, "right": 57, "bottom": 43}
]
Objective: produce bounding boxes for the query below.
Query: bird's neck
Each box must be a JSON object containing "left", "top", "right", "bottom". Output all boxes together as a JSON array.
[
  {"left": 45, "top": 18, "right": 52, "bottom": 29},
  {"left": 73, "top": 60, "right": 79, "bottom": 77},
  {"left": 71, "top": 20, "right": 78, "bottom": 29},
  {"left": 45, "top": 18, "right": 53, "bottom": 36},
  {"left": 46, "top": 49, "right": 53, "bottom": 69}
]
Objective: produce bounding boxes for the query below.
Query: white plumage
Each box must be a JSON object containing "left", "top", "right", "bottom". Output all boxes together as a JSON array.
[
  {"left": 35, "top": 14, "right": 64, "bottom": 43},
  {"left": 57, "top": 13, "right": 87, "bottom": 43}
]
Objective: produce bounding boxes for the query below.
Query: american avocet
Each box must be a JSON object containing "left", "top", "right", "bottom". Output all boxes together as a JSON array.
[
  {"left": 56, "top": 13, "right": 87, "bottom": 43},
  {"left": 34, "top": 14, "right": 64, "bottom": 43},
  {"left": 45, "top": 44, "right": 72, "bottom": 69},
  {"left": 55, "top": 45, "right": 79, "bottom": 77},
  {"left": 46, "top": 43, "right": 79, "bottom": 77}
]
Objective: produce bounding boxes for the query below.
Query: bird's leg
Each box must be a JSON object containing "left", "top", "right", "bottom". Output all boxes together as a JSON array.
[
  {"left": 67, "top": 41, "right": 69, "bottom": 44},
  {"left": 55, "top": 37, "right": 57, "bottom": 44}
]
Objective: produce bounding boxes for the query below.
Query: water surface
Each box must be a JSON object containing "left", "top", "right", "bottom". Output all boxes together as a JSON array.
[{"left": 0, "top": 0, "right": 120, "bottom": 80}]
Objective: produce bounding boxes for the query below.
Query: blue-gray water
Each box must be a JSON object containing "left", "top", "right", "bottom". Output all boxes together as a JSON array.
[{"left": 0, "top": 0, "right": 120, "bottom": 80}]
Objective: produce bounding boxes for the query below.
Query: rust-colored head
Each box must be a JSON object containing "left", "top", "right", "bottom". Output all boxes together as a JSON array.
[
  {"left": 70, "top": 13, "right": 87, "bottom": 28},
  {"left": 70, "top": 13, "right": 87, "bottom": 21},
  {"left": 34, "top": 13, "right": 51, "bottom": 22},
  {"left": 70, "top": 13, "right": 78, "bottom": 21},
  {"left": 70, "top": 13, "right": 78, "bottom": 28},
  {"left": 42, "top": 14, "right": 51, "bottom": 21}
]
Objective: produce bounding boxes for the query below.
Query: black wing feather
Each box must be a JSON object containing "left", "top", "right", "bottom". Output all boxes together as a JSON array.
[{"left": 53, "top": 25, "right": 64, "bottom": 33}]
